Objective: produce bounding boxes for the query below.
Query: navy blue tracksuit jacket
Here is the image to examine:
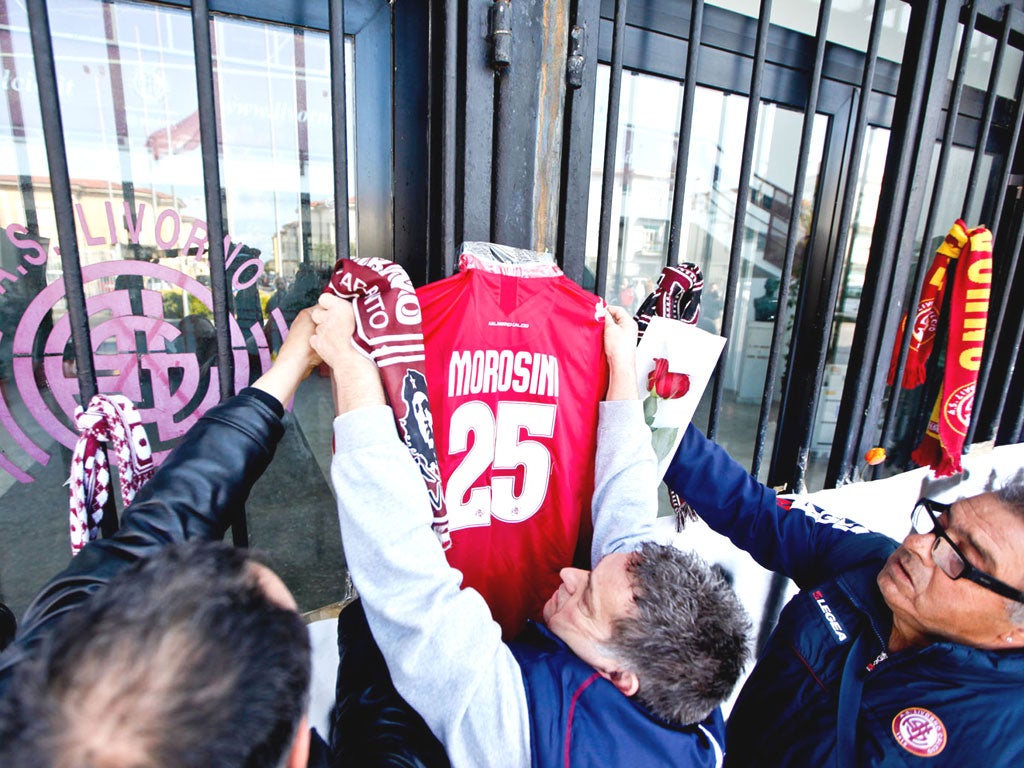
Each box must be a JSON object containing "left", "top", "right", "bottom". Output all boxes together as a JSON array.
[
  {"left": 666, "top": 425, "right": 1024, "bottom": 767},
  {"left": 511, "top": 622, "right": 726, "bottom": 768}
]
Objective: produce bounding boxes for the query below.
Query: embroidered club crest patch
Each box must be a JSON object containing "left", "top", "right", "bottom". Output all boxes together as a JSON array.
[{"left": 891, "top": 707, "right": 947, "bottom": 757}]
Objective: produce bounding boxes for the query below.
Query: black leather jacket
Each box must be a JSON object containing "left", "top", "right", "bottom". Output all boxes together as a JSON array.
[
  {"left": 0, "top": 388, "right": 285, "bottom": 699},
  {"left": 0, "top": 389, "right": 446, "bottom": 767}
]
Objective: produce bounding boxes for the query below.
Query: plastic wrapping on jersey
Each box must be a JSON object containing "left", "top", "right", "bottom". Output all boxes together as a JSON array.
[{"left": 459, "top": 240, "right": 555, "bottom": 266}]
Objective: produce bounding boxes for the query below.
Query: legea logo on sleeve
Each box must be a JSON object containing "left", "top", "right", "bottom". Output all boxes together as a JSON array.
[{"left": 810, "top": 590, "right": 848, "bottom": 643}]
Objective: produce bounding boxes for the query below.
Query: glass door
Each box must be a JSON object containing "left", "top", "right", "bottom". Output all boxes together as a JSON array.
[{"left": 585, "top": 69, "right": 829, "bottom": 475}]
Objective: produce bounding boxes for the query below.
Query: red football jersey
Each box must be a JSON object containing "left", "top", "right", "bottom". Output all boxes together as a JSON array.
[{"left": 418, "top": 260, "right": 608, "bottom": 638}]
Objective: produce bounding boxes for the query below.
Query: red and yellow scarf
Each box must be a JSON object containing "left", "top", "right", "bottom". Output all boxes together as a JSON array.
[{"left": 888, "top": 220, "right": 992, "bottom": 477}]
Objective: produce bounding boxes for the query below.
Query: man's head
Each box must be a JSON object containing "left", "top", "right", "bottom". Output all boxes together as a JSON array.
[
  {"left": 542, "top": 542, "right": 751, "bottom": 725},
  {"left": 877, "top": 486, "right": 1024, "bottom": 651},
  {"left": 411, "top": 391, "right": 434, "bottom": 449},
  {"left": 0, "top": 541, "right": 311, "bottom": 768}
]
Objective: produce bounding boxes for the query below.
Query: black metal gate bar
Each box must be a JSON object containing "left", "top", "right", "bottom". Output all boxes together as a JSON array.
[
  {"left": 967, "top": 48, "right": 1024, "bottom": 447},
  {"left": 836, "top": 0, "right": 954, "bottom": 485},
  {"left": 440, "top": 0, "right": 457, "bottom": 275},
  {"left": 664, "top": 0, "right": 703, "bottom": 268},
  {"left": 978, "top": 73, "right": 1024, "bottom": 246},
  {"left": 296, "top": 31, "right": 313, "bottom": 265},
  {"left": 24, "top": 0, "right": 97, "bottom": 403},
  {"left": 963, "top": 6, "right": 1012, "bottom": 224},
  {"left": 751, "top": 0, "right": 832, "bottom": 482},
  {"left": 490, "top": 11, "right": 516, "bottom": 248},
  {"left": 102, "top": 3, "right": 139, "bottom": 234},
  {"left": 1003, "top": 307, "right": 1024, "bottom": 441},
  {"left": 191, "top": 0, "right": 245, "bottom": 545},
  {"left": 594, "top": 0, "right": 628, "bottom": 299},
  {"left": 758, "top": 0, "right": 886, "bottom": 648},
  {"left": 1016, "top": 356, "right": 1024, "bottom": 438},
  {"left": 558, "top": 0, "right": 601, "bottom": 282},
  {"left": 459, "top": 0, "right": 497, "bottom": 256},
  {"left": 190, "top": 0, "right": 233, "bottom": 402},
  {"left": 1013, "top": 306, "right": 1024, "bottom": 441},
  {"left": 881, "top": 4, "right": 977, "bottom": 453},
  {"left": 329, "top": 0, "right": 351, "bottom": 262},
  {"left": 990, "top": 205, "right": 1024, "bottom": 436},
  {"left": 981, "top": 221, "right": 1024, "bottom": 435},
  {"left": 803, "top": 0, "right": 884, "bottom": 484},
  {"left": 706, "top": 0, "right": 772, "bottom": 441}
]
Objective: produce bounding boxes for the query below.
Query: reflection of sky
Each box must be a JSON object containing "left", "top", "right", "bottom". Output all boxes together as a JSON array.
[
  {"left": 586, "top": 58, "right": 833, "bottom": 303},
  {"left": 710, "top": 0, "right": 909, "bottom": 64},
  {"left": 1, "top": 0, "right": 345, "bottom": 260},
  {"left": 711, "top": 0, "right": 1022, "bottom": 98}
]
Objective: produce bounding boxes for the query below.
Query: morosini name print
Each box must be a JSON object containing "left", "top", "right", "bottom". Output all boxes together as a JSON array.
[{"left": 447, "top": 350, "right": 559, "bottom": 398}]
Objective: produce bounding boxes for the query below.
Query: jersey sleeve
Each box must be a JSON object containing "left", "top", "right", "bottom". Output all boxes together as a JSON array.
[
  {"left": 590, "top": 399, "right": 660, "bottom": 562},
  {"left": 331, "top": 405, "right": 530, "bottom": 768},
  {"left": 664, "top": 424, "right": 885, "bottom": 587}
]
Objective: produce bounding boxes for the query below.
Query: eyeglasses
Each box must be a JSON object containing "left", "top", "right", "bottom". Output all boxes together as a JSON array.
[{"left": 911, "top": 498, "right": 1024, "bottom": 604}]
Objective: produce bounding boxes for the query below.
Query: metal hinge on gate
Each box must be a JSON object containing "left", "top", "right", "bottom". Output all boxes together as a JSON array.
[
  {"left": 490, "top": 1, "right": 511, "bottom": 68},
  {"left": 567, "top": 25, "right": 585, "bottom": 89}
]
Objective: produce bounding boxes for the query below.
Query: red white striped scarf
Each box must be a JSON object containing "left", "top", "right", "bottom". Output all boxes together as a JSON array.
[
  {"left": 68, "top": 395, "right": 154, "bottom": 555},
  {"left": 324, "top": 257, "right": 450, "bottom": 548},
  {"left": 635, "top": 263, "right": 704, "bottom": 336}
]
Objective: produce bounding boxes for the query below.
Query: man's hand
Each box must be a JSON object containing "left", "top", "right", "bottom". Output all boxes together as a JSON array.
[
  {"left": 604, "top": 305, "right": 639, "bottom": 401},
  {"left": 310, "top": 294, "right": 386, "bottom": 415},
  {"left": 251, "top": 307, "right": 321, "bottom": 405}
]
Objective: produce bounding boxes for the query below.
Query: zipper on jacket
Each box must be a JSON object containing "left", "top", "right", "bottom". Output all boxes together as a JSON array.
[{"left": 865, "top": 651, "right": 888, "bottom": 672}]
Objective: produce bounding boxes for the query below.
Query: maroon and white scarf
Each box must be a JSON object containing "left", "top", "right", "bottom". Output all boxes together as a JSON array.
[
  {"left": 633, "top": 264, "right": 704, "bottom": 525},
  {"left": 324, "top": 257, "right": 450, "bottom": 548},
  {"left": 68, "top": 395, "right": 154, "bottom": 555},
  {"left": 635, "top": 263, "right": 704, "bottom": 335}
]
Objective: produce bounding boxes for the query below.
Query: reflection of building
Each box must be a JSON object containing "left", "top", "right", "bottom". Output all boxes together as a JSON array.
[
  {"left": 273, "top": 200, "right": 334, "bottom": 278},
  {"left": 272, "top": 197, "right": 356, "bottom": 278}
]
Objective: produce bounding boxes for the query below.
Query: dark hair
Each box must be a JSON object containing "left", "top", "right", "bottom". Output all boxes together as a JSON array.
[
  {"left": 0, "top": 541, "right": 310, "bottom": 768},
  {"left": 608, "top": 543, "right": 751, "bottom": 725}
]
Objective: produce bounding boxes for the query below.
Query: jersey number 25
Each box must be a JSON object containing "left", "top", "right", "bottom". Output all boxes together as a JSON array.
[{"left": 446, "top": 400, "right": 555, "bottom": 530}]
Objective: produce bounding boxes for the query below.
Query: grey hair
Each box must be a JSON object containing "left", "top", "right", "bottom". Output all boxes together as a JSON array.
[
  {"left": 994, "top": 481, "right": 1024, "bottom": 625},
  {"left": 607, "top": 542, "right": 751, "bottom": 725},
  {"left": 994, "top": 479, "right": 1024, "bottom": 517}
]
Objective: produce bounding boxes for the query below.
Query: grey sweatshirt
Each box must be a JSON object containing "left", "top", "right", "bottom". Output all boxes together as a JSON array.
[{"left": 331, "top": 399, "right": 659, "bottom": 768}]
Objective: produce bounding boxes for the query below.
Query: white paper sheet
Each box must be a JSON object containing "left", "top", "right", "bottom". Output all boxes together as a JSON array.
[{"left": 634, "top": 315, "right": 727, "bottom": 479}]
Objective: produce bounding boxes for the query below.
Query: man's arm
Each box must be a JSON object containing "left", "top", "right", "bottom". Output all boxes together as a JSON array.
[
  {"left": 310, "top": 295, "right": 530, "bottom": 768},
  {"left": 664, "top": 424, "right": 890, "bottom": 586},
  {"left": 590, "top": 306, "right": 660, "bottom": 563},
  {"left": 0, "top": 310, "right": 320, "bottom": 681}
]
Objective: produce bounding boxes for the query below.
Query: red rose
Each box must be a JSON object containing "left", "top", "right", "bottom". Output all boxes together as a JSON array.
[{"left": 647, "top": 357, "right": 690, "bottom": 399}]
